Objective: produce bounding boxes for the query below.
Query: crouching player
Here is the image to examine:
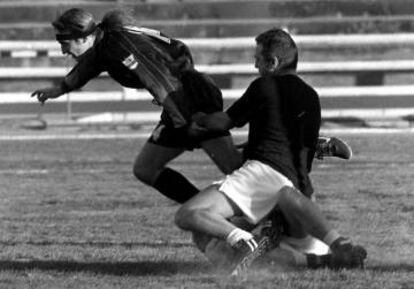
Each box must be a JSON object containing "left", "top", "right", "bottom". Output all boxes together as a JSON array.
[
  {"left": 194, "top": 208, "right": 362, "bottom": 271},
  {"left": 175, "top": 28, "right": 367, "bottom": 275},
  {"left": 194, "top": 137, "right": 354, "bottom": 271}
]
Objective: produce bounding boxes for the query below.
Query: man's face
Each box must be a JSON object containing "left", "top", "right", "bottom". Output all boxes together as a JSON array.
[
  {"left": 57, "top": 37, "right": 92, "bottom": 60},
  {"left": 254, "top": 43, "right": 277, "bottom": 76}
]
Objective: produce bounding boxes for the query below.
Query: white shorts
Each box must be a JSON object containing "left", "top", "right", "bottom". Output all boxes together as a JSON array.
[{"left": 217, "top": 159, "right": 294, "bottom": 224}]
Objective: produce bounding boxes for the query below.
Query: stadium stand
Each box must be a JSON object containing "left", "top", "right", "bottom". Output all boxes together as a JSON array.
[
  {"left": 0, "top": 0, "right": 414, "bottom": 127},
  {"left": 1, "top": 0, "right": 414, "bottom": 39}
]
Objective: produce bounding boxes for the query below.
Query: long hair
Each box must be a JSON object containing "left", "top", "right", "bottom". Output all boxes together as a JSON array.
[
  {"left": 99, "top": 9, "right": 137, "bottom": 32},
  {"left": 255, "top": 28, "right": 298, "bottom": 71}
]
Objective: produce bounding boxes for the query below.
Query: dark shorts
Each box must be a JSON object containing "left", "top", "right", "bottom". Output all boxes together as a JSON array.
[
  {"left": 148, "top": 122, "right": 230, "bottom": 150},
  {"left": 149, "top": 69, "right": 230, "bottom": 149},
  {"left": 161, "top": 69, "right": 225, "bottom": 125}
]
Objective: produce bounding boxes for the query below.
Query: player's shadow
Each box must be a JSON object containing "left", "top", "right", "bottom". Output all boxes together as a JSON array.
[
  {"left": 0, "top": 259, "right": 211, "bottom": 276},
  {"left": 367, "top": 263, "right": 414, "bottom": 273}
]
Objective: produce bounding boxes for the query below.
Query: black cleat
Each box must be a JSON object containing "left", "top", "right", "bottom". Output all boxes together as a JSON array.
[
  {"left": 307, "top": 237, "right": 367, "bottom": 270},
  {"left": 329, "top": 237, "right": 367, "bottom": 269},
  {"left": 315, "top": 137, "right": 353, "bottom": 160}
]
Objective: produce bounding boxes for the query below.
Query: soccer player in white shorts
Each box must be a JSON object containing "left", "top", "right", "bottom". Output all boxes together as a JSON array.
[
  {"left": 217, "top": 160, "right": 294, "bottom": 225},
  {"left": 175, "top": 28, "right": 367, "bottom": 275}
]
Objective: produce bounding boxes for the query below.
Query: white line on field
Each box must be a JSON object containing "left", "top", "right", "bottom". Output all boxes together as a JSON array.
[
  {"left": 0, "top": 132, "right": 152, "bottom": 141},
  {"left": 0, "top": 127, "right": 414, "bottom": 141},
  {"left": 0, "top": 168, "right": 121, "bottom": 175},
  {"left": 0, "top": 169, "right": 49, "bottom": 175},
  {"left": 320, "top": 127, "right": 414, "bottom": 134},
  {"left": 2, "top": 162, "right": 413, "bottom": 176}
]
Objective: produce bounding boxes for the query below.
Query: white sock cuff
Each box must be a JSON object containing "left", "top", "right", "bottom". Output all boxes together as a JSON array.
[
  {"left": 226, "top": 228, "right": 254, "bottom": 247},
  {"left": 323, "top": 230, "right": 341, "bottom": 246}
]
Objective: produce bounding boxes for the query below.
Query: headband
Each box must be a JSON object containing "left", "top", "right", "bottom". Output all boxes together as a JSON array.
[{"left": 55, "top": 23, "right": 97, "bottom": 41}]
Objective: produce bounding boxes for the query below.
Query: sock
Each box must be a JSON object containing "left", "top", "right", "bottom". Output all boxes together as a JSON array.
[
  {"left": 306, "top": 254, "right": 330, "bottom": 269},
  {"left": 322, "top": 230, "right": 341, "bottom": 247},
  {"left": 226, "top": 228, "right": 254, "bottom": 247},
  {"left": 153, "top": 168, "right": 199, "bottom": 203}
]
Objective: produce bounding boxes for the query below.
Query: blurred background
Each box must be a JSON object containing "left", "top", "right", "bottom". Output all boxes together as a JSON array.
[
  {"left": 1, "top": 0, "right": 414, "bottom": 129},
  {"left": 0, "top": 3, "right": 413, "bottom": 287}
]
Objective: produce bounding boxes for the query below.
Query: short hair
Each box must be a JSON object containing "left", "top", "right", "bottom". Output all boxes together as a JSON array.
[
  {"left": 255, "top": 28, "right": 298, "bottom": 71},
  {"left": 52, "top": 8, "right": 97, "bottom": 41}
]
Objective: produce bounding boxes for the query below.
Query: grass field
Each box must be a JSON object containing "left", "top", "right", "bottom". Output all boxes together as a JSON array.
[{"left": 0, "top": 128, "right": 413, "bottom": 289}]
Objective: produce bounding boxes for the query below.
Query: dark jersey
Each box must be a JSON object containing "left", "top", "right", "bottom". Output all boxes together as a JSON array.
[
  {"left": 226, "top": 74, "right": 321, "bottom": 197},
  {"left": 60, "top": 26, "right": 222, "bottom": 128}
]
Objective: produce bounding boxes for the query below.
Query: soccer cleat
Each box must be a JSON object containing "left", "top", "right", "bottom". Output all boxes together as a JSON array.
[
  {"left": 228, "top": 215, "right": 284, "bottom": 275},
  {"left": 307, "top": 248, "right": 367, "bottom": 270},
  {"left": 315, "top": 137, "right": 353, "bottom": 160},
  {"left": 228, "top": 235, "right": 274, "bottom": 276},
  {"left": 307, "top": 237, "right": 367, "bottom": 270},
  {"left": 196, "top": 213, "right": 285, "bottom": 275},
  {"left": 329, "top": 237, "right": 368, "bottom": 269}
]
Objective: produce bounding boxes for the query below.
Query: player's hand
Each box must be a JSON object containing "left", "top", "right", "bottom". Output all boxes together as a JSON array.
[
  {"left": 191, "top": 112, "right": 207, "bottom": 126},
  {"left": 187, "top": 120, "right": 208, "bottom": 139},
  {"left": 31, "top": 86, "right": 64, "bottom": 105}
]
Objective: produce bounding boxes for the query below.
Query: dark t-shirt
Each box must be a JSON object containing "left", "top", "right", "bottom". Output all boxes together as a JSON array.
[
  {"left": 60, "top": 27, "right": 222, "bottom": 128},
  {"left": 226, "top": 74, "right": 321, "bottom": 197}
]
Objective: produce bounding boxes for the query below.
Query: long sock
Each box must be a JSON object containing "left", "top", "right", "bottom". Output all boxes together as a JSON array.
[
  {"left": 306, "top": 254, "right": 331, "bottom": 269},
  {"left": 153, "top": 167, "right": 199, "bottom": 203}
]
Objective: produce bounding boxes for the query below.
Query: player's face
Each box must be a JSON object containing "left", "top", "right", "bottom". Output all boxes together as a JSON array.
[
  {"left": 254, "top": 44, "right": 277, "bottom": 76},
  {"left": 58, "top": 37, "right": 93, "bottom": 60}
]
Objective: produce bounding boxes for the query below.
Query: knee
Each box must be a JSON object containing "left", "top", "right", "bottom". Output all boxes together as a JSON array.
[
  {"left": 278, "top": 186, "right": 304, "bottom": 212},
  {"left": 132, "top": 163, "right": 145, "bottom": 181},
  {"left": 175, "top": 205, "right": 197, "bottom": 230},
  {"left": 132, "top": 162, "right": 155, "bottom": 185}
]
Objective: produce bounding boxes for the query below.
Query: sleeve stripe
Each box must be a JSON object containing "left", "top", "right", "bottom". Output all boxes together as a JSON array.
[{"left": 123, "top": 26, "right": 172, "bottom": 44}]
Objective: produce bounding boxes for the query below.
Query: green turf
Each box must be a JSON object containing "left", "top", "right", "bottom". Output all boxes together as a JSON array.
[{"left": 0, "top": 131, "right": 413, "bottom": 288}]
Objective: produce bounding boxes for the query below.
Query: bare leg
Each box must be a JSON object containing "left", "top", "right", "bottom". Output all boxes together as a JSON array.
[
  {"left": 277, "top": 187, "right": 333, "bottom": 241},
  {"left": 176, "top": 184, "right": 285, "bottom": 274},
  {"left": 175, "top": 185, "right": 242, "bottom": 239}
]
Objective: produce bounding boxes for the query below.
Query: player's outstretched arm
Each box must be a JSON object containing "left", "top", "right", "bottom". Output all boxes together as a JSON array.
[{"left": 31, "top": 86, "right": 65, "bottom": 105}]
